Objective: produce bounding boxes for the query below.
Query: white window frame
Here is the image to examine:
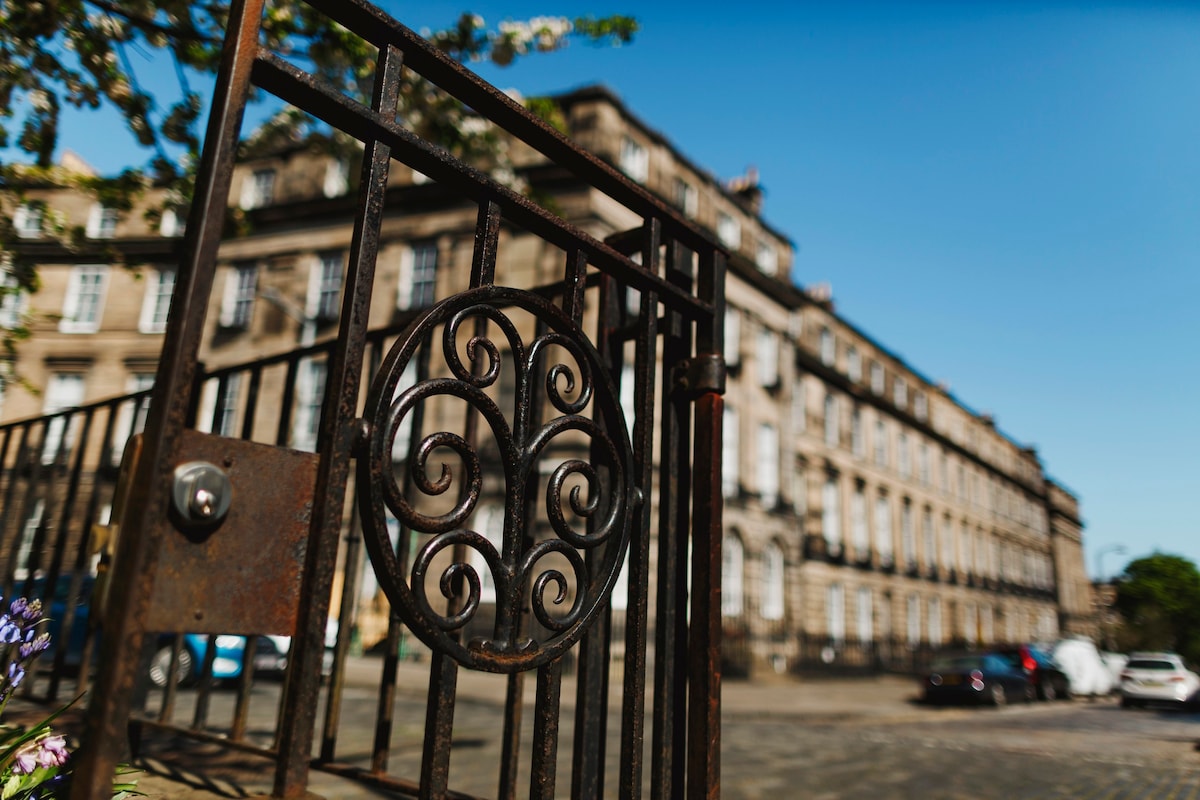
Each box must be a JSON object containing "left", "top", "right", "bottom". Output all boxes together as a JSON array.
[
  {"left": 819, "top": 327, "right": 835, "bottom": 366},
  {"left": 673, "top": 177, "right": 698, "bottom": 217},
  {"left": 0, "top": 266, "right": 27, "bottom": 328},
  {"left": 111, "top": 373, "right": 155, "bottom": 465},
  {"left": 724, "top": 310, "right": 741, "bottom": 368},
  {"left": 898, "top": 432, "right": 910, "bottom": 477},
  {"left": 716, "top": 212, "right": 741, "bottom": 249},
  {"left": 240, "top": 167, "right": 276, "bottom": 209},
  {"left": 873, "top": 419, "right": 888, "bottom": 468},
  {"left": 60, "top": 264, "right": 109, "bottom": 333},
  {"left": 826, "top": 583, "right": 845, "bottom": 643},
  {"left": 398, "top": 241, "right": 439, "bottom": 311},
  {"left": 85, "top": 204, "right": 119, "bottom": 239},
  {"left": 901, "top": 500, "right": 916, "bottom": 569},
  {"left": 847, "top": 346, "right": 861, "bottom": 382},
  {"left": 870, "top": 362, "right": 884, "bottom": 394},
  {"left": 42, "top": 373, "right": 85, "bottom": 462},
  {"left": 914, "top": 390, "right": 928, "bottom": 421},
  {"left": 894, "top": 378, "right": 907, "bottom": 409},
  {"left": 822, "top": 476, "right": 841, "bottom": 553},
  {"left": 324, "top": 158, "right": 349, "bottom": 198},
  {"left": 850, "top": 406, "right": 864, "bottom": 457},
  {"left": 722, "top": 404, "right": 740, "bottom": 498},
  {"left": 791, "top": 375, "right": 806, "bottom": 433},
  {"left": 856, "top": 586, "right": 873, "bottom": 643},
  {"left": 875, "top": 495, "right": 893, "bottom": 566},
  {"left": 922, "top": 507, "right": 936, "bottom": 569},
  {"left": 310, "top": 253, "right": 343, "bottom": 322},
  {"left": 219, "top": 263, "right": 258, "bottom": 329},
  {"left": 906, "top": 594, "right": 921, "bottom": 645},
  {"left": 13, "top": 202, "right": 44, "bottom": 238},
  {"left": 138, "top": 267, "right": 175, "bottom": 334},
  {"left": 761, "top": 542, "right": 785, "bottom": 621},
  {"left": 722, "top": 536, "right": 744, "bottom": 618},
  {"left": 851, "top": 485, "right": 869, "bottom": 557},
  {"left": 160, "top": 206, "right": 186, "bottom": 237},
  {"left": 292, "top": 358, "right": 328, "bottom": 453},
  {"left": 928, "top": 597, "right": 943, "bottom": 646},
  {"left": 619, "top": 136, "right": 649, "bottom": 183},
  {"left": 756, "top": 328, "right": 778, "bottom": 387},
  {"left": 823, "top": 392, "right": 838, "bottom": 447},
  {"left": 755, "top": 239, "right": 778, "bottom": 274},
  {"left": 757, "top": 423, "right": 779, "bottom": 508}
]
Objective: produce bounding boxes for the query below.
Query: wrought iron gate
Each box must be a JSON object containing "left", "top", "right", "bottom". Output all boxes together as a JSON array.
[{"left": 66, "top": 0, "right": 727, "bottom": 797}]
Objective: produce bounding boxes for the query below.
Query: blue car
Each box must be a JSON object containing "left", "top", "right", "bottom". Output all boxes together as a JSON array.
[{"left": 25, "top": 575, "right": 291, "bottom": 688}]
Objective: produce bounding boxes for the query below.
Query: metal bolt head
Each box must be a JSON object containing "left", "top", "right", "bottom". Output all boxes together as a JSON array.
[{"left": 172, "top": 461, "right": 232, "bottom": 527}]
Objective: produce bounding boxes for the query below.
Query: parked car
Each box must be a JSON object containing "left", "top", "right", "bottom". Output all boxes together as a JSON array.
[
  {"left": 988, "top": 644, "right": 1072, "bottom": 700},
  {"left": 921, "top": 653, "right": 1035, "bottom": 706},
  {"left": 1102, "top": 651, "right": 1129, "bottom": 687},
  {"left": 1051, "top": 637, "right": 1112, "bottom": 698},
  {"left": 1119, "top": 652, "right": 1200, "bottom": 708},
  {"left": 24, "top": 575, "right": 311, "bottom": 687}
]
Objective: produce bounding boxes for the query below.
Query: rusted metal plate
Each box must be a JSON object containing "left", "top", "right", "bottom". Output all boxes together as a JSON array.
[{"left": 146, "top": 429, "right": 317, "bottom": 635}]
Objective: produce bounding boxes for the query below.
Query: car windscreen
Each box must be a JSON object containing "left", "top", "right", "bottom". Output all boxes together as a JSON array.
[{"left": 1126, "top": 659, "right": 1176, "bottom": 671}]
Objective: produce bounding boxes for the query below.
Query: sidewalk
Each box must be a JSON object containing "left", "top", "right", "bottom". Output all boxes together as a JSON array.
[{"left": 8, "top": 662, "right": 927, "bottom": 798}]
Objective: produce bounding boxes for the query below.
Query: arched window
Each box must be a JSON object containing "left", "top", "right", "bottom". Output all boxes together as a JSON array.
[{"left": 722, "top": 535, "right": 745, "bottom": 618}]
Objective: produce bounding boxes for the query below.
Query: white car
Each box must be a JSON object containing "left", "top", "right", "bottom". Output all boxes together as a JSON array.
[
  {"left": 1119, "top": 652, "right": 1200, "bottom": 707},
  {"left": 1051, "top": 637, "right": 1112, "bottom": 697}
]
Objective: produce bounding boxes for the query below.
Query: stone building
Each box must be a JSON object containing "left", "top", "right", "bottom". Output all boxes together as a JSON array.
[{"left": 0, "top": 84, "right": 1092, "bottom": 674}]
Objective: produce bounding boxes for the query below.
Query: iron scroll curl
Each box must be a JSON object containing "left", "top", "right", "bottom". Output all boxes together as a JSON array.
[{"left": 357, "top": 286, "right": 637, "bottom": 673}]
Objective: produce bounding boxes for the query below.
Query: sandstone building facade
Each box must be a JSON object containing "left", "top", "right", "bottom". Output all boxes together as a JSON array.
[{"left": 0, "top": 85, "right": 1093, "bottom": 674}]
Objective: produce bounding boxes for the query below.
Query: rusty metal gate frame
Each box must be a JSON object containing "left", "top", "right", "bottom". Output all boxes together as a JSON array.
[{"left": 71, "top": 0, "right": 726, "bottom": 797}]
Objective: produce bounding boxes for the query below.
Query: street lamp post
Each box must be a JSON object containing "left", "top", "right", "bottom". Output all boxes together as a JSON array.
[{"left": 1094, "top": 544, "right": 1127, "bottom": 584}]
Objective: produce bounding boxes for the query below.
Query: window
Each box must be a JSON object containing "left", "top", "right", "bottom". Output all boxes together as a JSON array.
[
  {"left": 761, "top": 542, "right": 785, "bottom": 621},
  {"left": 906, "top": 594, "right": 920, "bottom": 645},
  {"left": 959, "top": 522, "right": 971, "bottom": 574},
  {"left": 619, "top": 136, "right": 648, "bottom": 183},
  {"left": 13, "top": 202, "right": 44, "bottom": 238},
  {"left": 819, "top": 326, "right": 835, "bottom": 366},
  {"left": 755, "top": 239, "right": 778, "bottom": 274},
  {"left": 42, "top": 373, "right": 85, "bottom": 462},
  {"left": 311, "top": 253, "right": 343, "bottom": 322},
  {"left": 60, "top": 265, "right": 109, "bottom": 333},
  {"left": 901, "top": 500, "right": 916, "bottom": 569},
  {"left": 922, "top": 507, "right": 936, "bottom": 569},
  {"left": 791, "top": 375, "right": 806, "bottom": 433},
  {"left": 472, "top": 504, "right": 506, "bottom": 604},
  {"left": 219, "top": 263, "right": 257, "bottom": 329},
  {"left": 856, "top": 587, "right": 873, "bottom": 643},
  {"left": 724, "top": 310, "right": 741, "bottom": 368},
  {"left": 160, "top": 206, "right": 186, "bottom": 237},
  {"left": 873, "top": 419, "right": 888, "bottom": 467},
  {"left": 850, "top": 406, "right": 864, "bottom": 457},
  {"left": 722, "top": 404, "right": 740, "bottom": 498},
  {"left": 826, "top": 583, "right": 845, "bottom": 643},
  {"left": 964, "top": 603, "right": 977, "bottom": 645},
  {"left": 389, "top": 360, "right": 419, "bottom": 460},
  {"left": 918, "top": 442, "right": 930, "bottom": 486},
  {"left": 894, "top": 378, "right": 907, "bottom": 409},
  {"left": 324, "top": 158, "right": 349, "bottom": 197},
  {"left": 240, "top": 168, "right": 276, "bottom": 209},
  {"left": 111, "top": 373, "right": 155, "bottom": 465},
  {"left": 847, "top": 346, "right": 861, "bottom": 382},
  {"left": 292, "top": 359, "right": 327, "bottom": 452},
  {"left": 823, "top": 393, "right": 838, "bottom": 447},
  {"left": 942, "top": 517, "right": 955, "bottom": 571},
  {"left": 722, "top": 536, "right": 744, "bottom": 617},
  {"left": 975, "top": 529, "right": 987, "bottom": 577},
  {"left": 875, "top": 495, "right": 893, "bottom": 566},
  {"left": 914, "top": 390, "right": 928, "bottom": 421},
  {"left": 792, "top": 465, "right": 807, "bottom": 516},
  {"left": 398, "top": 240, "right": 438, "bottom": 310},
  {"left": 85, "top": 204, "right": 118, "bottom": 239},
  {"left": 673, "top": 177, "right": 697, "bottom": 217},
  {"left": 897, "top": 432, "right": 910, "bottom": 477},
  {"left": 138, "top": 268, "right": 175, "bottom": 333},
  {"left": 0, "top": 266, "right": 27, "bottom": 328},
  {"left": 756, "top": 328, "right": 778, "bottom": 387},
  {"left": 822, "top": 476, "right": 841, "bottom": 553},
  {"left": 870, "top": 362, "right": 884, "bottom": 394},
  {"left": 928, "top": 597, "right": 942, "bottom": 646},
  {"left": 13, "top": 500, "right": 45, "bottom": 580},
  {"left": 757, "top": 423, "right": 779, "bottom": 508},
  {"left": 851, "top": 485, "right": 868, "bottom": 556},
  {"left": 716, "top": 212, "right": 741, "bottom": 249}
]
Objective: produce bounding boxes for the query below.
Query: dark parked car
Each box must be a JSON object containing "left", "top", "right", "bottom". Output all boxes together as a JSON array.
[
  {"left": 922, "top": 653, "right": 1035, "bottom": 706},
  {"left": 989, "top": 644, "right": 1072, "bottom": 701}
]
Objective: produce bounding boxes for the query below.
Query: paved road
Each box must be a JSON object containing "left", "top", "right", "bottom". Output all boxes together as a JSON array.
[{"left": 17, "top": 658, "right": 1200, "bottom": 798}]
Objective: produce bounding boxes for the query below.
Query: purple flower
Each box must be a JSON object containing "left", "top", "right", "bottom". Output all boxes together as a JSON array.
[
  {"left": 0, "top": 617, "right": 20, "bottom": 645},
  {"left": 8, "top": 598, "right": 27, "bottom": 618},
  {"left": 35, "top": 734, "right": 69, "bottom": 769},
  {"left": 8, "top": 661, "right": 25, "bottom": 689},
  {"left": 19, "top": 633, "right": 51, "bottom": 660},
  {"left": 20, "top": 600, "right": 42, "bottom": 622},
  {"left": 12, "top": 745, "right": 37, "bottom": 775}
]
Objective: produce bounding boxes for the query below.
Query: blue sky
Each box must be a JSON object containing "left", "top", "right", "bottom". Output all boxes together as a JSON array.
[{"left": 20, "top": 1, "right": 1199, "bottom": 578}]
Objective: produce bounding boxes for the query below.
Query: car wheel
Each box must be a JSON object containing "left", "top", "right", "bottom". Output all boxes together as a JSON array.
[
  {"left": 148, "top": 645, "right": 194, "bottom": 688},
  {"left": 1059, "top": 682, "right": 1073, "bottom": 701},
  {"left": 1120, "top": 695, "right": 1137, "bottom": 709},
  {"left": 1040, "top": 681, "right": 1057, "bottom": 702},
  {"left": 990, "top": 683, "right": 1007, "bottom": 707},
  {"left": 1023, "top": 683, "right": 1037, "bottom": 703}
]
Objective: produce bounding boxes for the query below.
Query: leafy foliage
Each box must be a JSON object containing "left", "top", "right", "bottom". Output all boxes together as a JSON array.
[
  {"left": 1114, "top": 553, "right": 1200, "bottom": 664},
  {"left": 0, "top": 1, "right": 637, "bottom": 388}
]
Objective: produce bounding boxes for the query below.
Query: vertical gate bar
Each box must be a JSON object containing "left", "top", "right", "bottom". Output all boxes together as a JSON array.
[
  {"left": 618, "top": 219, "right": 661, "bottom": 800},
  {"left": 470, "top": 201, "right": 502, "bottom": 289},
  {"left": 497, "top": 672, "right": 523, "bottom": 800},
  {"left": 241, "top": 364, "right": 263, "bottom": 439},
  {"left": 193, "top": 636, "right": 219, "bottom": 729},
  {"left": 37, "top": 406, "right": 94, "bottom": 700},
  {"left": 230, "top": 635, "right": 258, "bottom": 740},
  {"left": 419, "top": 651, "right": 459, "bottom": 800},
  {"left": 319, "top": 495, "right": 363, "bottom": 762},
  {"left": 650, "top": 239, "right": 694, "bottom": 800},
  {"left": 529, "top": 658, "right": 564, "bottom": 800},
  {"left": 685, "top": 250, "right": 725, "bottom": 800},
  {"left": 563, "top": 248, "right": 588, "bottom": 324},
  {"left": 5, "top": 420, "right": 49, "bottom": 597},
  {"left": 571, "top": 271, "right": 621, "bottom": 800},
  {"left": 71, "top": 0, "right": 267, "bottom": 791},
  {"left": 371, "top": 338, "right": 433, "bottom": 775},
  {"left": 273, "top": 39, "right": 403, "bottom": 799},
  {"left": 157, "top": 635, "right": 185, "bottom": 723},
  {"left": 0, "top": 425, "right": 30, "bottom": 597},
  {"left": 276, "top": 356, "right": 301, "bottom": 446}
]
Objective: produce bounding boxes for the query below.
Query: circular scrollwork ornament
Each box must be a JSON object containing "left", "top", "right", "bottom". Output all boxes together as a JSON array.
[{"left": 358, "top": 286, "right": 636, "bottom": 673}]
